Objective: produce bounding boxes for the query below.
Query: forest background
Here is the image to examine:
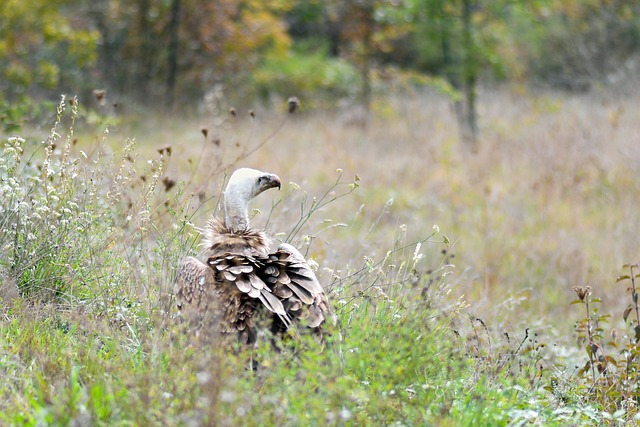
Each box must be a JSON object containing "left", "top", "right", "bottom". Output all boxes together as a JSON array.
[{"left": 3, "top": 0, "right": 639, "bottom": 138}]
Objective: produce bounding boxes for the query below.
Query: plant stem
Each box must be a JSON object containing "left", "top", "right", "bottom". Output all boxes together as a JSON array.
[
  {"left": 630, "top": 265, "right": 640, "bottom": 333},
  {"left": 584, "top": 295, "right": 597, "bottom": 381}
]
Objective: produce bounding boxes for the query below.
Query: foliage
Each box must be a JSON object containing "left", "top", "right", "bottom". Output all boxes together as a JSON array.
[
  {"left": 0, "top": 97, "right": 531, "bottom": 425},
  {"left": 522, "top": 0, "right": 640, "bottom": 87},
  {"left": 0, "top": 95, "right": 176, "bottom": 314},
  {"left": 2, "top": 0, "right": 639, "bottom": 111},
  {"left": 0, "top": 0, "right": 98, "bottom": 100},
  {"left": 3, "top": 89, "right": 640, "bottom": 425},
  {"left": 564, "top": 264, "right": 640, "bottom": 424},
  {"left": 254, "top": 43, "right": 360, "bottom": 107}
]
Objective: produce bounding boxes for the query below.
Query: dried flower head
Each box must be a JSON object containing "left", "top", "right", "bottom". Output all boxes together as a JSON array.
[
  {"left": 201, "top": 127, "right": 208, "bottom": 138},
  {"left": 162, "top": 176, "right": 176, "bottom": 192},
  {"left": 93, "top": 89, "right": 106, "bottom": 104},
  {"left": 157, "top": 146, "right": 172, "bottom": 156},
  {"left": 288, "top": 97, "right": 300, "bottom": 113},
  {"left": 573, "top": 285, "right": 591, "bottom": 302},
  {"left": 229, "top": 107, "right": 236, "bottom": 117}
]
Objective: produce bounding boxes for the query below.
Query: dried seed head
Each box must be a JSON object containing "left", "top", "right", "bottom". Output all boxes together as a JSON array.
[
  {"left": 573, "top": 285, "right": 591, "bottom": 302},
  {"left": 229, "top": 107, "right": 236, "bottom": 117},
  {"left": 93, "top": 89, "right": 106, "bottom": 103},
  {"left": 288, "top": 97, "right": 300, "bottom": 114},
  {"left": 162, "top": 176, "right": 176, "bottom": 192},
  {"left": 249, "top": 110, "right": 255, "bottom": 118},
  {"left": 157, "top": 145, "right": 172, "bottom": 156},
  {"left": 201, "top": 127, "right": 209, "bottom": 138}
]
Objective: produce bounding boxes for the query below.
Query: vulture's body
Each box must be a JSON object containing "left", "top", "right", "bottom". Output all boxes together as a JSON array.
[{"left": 174, "top": 168, "right": 332, "bottom": 344}]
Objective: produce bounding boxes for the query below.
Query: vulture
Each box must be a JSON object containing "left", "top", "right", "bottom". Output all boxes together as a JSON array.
[{"left": 174, "top": 168, "right": 333, "bottom": 344}]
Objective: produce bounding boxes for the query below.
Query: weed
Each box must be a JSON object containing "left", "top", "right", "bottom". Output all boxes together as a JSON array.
[{"left": 4, "top": 90, "right": 640, "bottom": 426}]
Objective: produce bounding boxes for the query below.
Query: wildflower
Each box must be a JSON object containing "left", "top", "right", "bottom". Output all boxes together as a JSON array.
[
  {"left": 573, "top": 285, "right": 591, "bottom": 302},
  {"left": 413, "top": 242, "right": 423, "bottom": 262},
  {"left": 339, "top": 409, "right": 352, "bottom": 421},
  {"left": 307, "top": 259, "right": 319, "bottom": 272}
]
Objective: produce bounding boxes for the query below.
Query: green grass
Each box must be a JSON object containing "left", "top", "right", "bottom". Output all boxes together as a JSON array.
[{"left": 2, "top": 88, "right": 640, "bottom": 425}]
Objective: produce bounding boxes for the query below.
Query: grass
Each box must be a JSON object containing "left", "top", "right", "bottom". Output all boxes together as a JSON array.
[{"left": 1, "top": 85, "right": 640, "bottom": 425}]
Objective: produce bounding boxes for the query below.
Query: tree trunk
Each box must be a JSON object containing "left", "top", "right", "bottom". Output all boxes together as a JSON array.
[
  {"left": 460, "top": 0, "right": 478, "bottom": 147},
  {"left": 137, "top": 0, "right": 153, "bottom": 99},
  {"left": 359, "top": 1, "right": 373, "bottom": 116},
  {"left": 361, "top": 25, "right": 372, "bottom": 114},
  {"left": 166, "top": 0, "right": 181, "bottom": 109}
]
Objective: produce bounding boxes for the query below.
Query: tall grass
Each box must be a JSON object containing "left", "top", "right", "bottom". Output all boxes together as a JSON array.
[{"left": 1, "top": 86, "right": 640, "bottom": 425}]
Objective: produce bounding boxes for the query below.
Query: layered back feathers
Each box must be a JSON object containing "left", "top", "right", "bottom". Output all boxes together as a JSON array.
[{"left": 174, "top": 168, "right": 333, "bottom": 344}]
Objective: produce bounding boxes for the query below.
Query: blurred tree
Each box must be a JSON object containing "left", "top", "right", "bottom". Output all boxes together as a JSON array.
[
  {"left": 285, "top": 0, "right": 407, "bottom": 113},
  {"left": 0, "top": 0, "right": 97, "bottom": 128},
  {"left": 395, "top": 0, "right": 500, "bottom": 146},
  {"left": 2, "top": 0, "right": 640, "bottom": 118},
  {"left": 177, "top": 0, "right": 292, "bottom": 103},
  {"left": 86, "top": 0, "right": 293, "bottom": 107},
  {"left": 523, "top": 0, "right": 640, "bottom": 89},
  {"left": 166, "top": 0, "right": 181, "bottom": 109},
  {"left": 286, "top": 0, "right": 342, "bottom": 56}
]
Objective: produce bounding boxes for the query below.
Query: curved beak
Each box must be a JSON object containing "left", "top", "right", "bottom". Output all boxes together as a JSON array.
[{"left": 270, "top": 174, "right": 281, "bottom": 190}]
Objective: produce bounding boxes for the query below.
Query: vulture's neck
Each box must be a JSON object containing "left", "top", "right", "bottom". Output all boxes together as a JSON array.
[{"left": 224, "top": 186, "right": 252, "bottom": 232}]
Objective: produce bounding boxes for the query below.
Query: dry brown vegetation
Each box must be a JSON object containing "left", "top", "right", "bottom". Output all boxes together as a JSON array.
[
  {"left": 133, "top": 85, "right": 640, "bottom": 324},
  {"left": 3, "top": 85, "right": 640, "bottom": 425}
]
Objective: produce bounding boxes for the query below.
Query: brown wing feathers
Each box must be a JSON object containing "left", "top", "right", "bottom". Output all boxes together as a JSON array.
[
  {"left": 174, "top": 256, "right": 215, "bottom": 312},
  {"left": 174, "top": 168, "right": 333, "bottom": 343},
  {"left": 201, "top": 243, "right": 332, "bottom": 334}
]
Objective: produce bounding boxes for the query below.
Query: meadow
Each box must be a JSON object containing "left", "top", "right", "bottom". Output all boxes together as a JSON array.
[{"left": 1, "top": 84, "right": 640, "bottom": 425}]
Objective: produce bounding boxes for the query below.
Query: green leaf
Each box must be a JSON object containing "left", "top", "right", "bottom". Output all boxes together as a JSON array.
[
  {"left": 624, "top": 307, "right": 633, "bottom": 323},
  {"left": 612, "top": 409, "right": 626, "bottom": 419},
  {"left": 617, "top": 275, "right": 630, "bottom": 282}
]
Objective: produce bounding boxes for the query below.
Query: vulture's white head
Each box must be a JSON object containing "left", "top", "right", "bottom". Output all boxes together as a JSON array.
[{"left": 223, "top": 168, "right": 281, "bottom": 232}]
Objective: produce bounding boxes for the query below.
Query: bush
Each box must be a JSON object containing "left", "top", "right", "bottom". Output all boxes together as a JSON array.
[{"left": 254, "top": 43, "right": 360, "bottom": 108}]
